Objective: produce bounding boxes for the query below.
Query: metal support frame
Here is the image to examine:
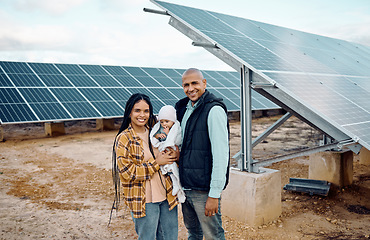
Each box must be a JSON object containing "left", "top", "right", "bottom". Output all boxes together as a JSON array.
[
  {"left": 240, "top": 66, "right": 257, "bottom": 172},
  {"left": 254, "top": 139, "right": 359, "bottom": 168},
  {"left": 253, "top": 85, "right": 362, "bottom": 154},
  {"left": 252, "top": 112, "right": 292, "bottom": 148},
  {"left": 233, "top": 112, "right": 292, "bottom": 166}
]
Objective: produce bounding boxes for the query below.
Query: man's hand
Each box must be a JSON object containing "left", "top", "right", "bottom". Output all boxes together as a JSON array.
[
  {"left": 166, "top": 145, "right": 180, "bottom": 162},
  {"left": 155, "top": 151, "right": 177, "bottom": 166},
  {"left": 205, "top": 197, "right": 219, "bottom": 217}
]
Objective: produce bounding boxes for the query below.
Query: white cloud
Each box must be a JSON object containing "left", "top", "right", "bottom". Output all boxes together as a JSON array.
[
  {"left": 0, "top": 10, "right": 73, "bottom": 51},
  {"left": 9, "top": 0, "right": 87, "bottom": 15}
]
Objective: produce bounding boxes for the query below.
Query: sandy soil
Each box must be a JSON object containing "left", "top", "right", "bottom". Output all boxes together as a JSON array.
[{"left": 0, "top": 116, "right": 369, "bottom": 239}]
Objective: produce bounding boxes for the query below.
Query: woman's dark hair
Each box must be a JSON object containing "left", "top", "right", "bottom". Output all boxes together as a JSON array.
[
  {"left": 117, "top": 93, "right": 156, "bottom": 136},
  {"left": 109, "top": 93, "right": 156, "bottom": 225}
]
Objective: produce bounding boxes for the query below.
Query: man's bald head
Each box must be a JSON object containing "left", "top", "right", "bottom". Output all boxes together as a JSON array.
[{"left": 182, "top": 68, "right": 204, "bottom": 80}]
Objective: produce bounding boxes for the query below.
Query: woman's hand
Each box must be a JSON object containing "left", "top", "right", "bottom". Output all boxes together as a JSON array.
[{"left": 155, "top": 151, "right": 177, "bottom": 166}]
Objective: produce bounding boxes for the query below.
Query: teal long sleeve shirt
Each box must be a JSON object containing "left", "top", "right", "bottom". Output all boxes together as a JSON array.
[{"left": 181, "top": 100, "right": 229, "bottom": 198}]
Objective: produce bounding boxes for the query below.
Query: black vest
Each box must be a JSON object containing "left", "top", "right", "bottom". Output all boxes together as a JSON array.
[{"left": 175, "top": 90, "right": 230, "bottom": 191}]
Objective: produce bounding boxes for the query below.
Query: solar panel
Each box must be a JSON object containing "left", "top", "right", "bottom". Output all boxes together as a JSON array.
[
  {"left": 0, "top": 88, "right": 38, "bottom": 122},
  {"left": 151, "top": 0, "right": 370, "bottom": 151},
  {"left": 0, "top": 61, "right": 279, "bottom": 124}
]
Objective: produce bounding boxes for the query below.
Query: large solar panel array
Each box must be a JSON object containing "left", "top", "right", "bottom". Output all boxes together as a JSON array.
[
  {"left": 0, "top": 61, "right": 279, "bottom": 124},
  {"left": 151, "top": 0, "right": 370, "bottom": 150}
]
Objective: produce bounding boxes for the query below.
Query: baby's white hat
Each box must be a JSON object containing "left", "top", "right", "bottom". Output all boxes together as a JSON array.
[{"left": 158, "top": 105, "right": 177, "bottom": 122}]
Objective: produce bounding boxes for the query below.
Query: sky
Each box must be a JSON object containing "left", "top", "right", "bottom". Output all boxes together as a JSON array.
[{"left": 0, "top": 0, "right": 370, "bottom": 71}]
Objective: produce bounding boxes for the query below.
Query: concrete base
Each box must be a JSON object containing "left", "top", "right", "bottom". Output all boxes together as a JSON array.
[
  {"left": 309, "top": 151, "right": 353, "bottom": 187},
  {"left": 359, "top": 147, "right": 370, "bottom": 165},
  {"left": 0, "top": 125, "right": 4, "bottom": 142},
  {"left": 265, "top": 109, "right": 283, "bottom": 117},
  {"left": 45, "top": 122, "right": 65, "bottom": 137},
  {"left": 221, "top": 168, "right": 281, "bottom": 226},
  {"left": 227, "top": 111, "right": 240, "bottom": 122},
  {"left": 96, "top": 119, "right": 115, "bottom": 131},
  {"left": 252, "top": 110, "right": 263, "bottom": 118}
]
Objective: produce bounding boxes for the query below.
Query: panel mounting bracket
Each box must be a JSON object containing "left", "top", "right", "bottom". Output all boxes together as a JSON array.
[
  {"left": 192, "top": 42, "right": 219, "bottom": 49},
  {"left": 143, "top": 8, "right": 169, "bottom": 16},
  {"left": 251, "top": 80, "right": 277, "bottom": 88}
]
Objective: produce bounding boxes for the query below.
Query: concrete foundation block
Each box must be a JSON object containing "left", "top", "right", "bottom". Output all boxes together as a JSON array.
[
  {"left": 227, "top": 111, "right": 240, "bottom": 122},
  {"left": 96, "top": 119, "right": 115, "bottom": 131},
  {"left": 252, "top": 110, "right": 263, "bottom": 118},
  {"left": 265, "top": 109, "right": 282, "bottom": 117},
  {"left": 0, "top": 125, "right": 4, "bottom": 142},
  {"left": 45, "top": 122, "right": 65, "bottom": 137},
  {"left": 309, "top": 151, "right": 353, "bottom": 187},
  {"left": 221, "top": 168, "right": 281, "bottom": 226},
  {"left": 359, "top": 147, "right": 370, "bottom": 165}
]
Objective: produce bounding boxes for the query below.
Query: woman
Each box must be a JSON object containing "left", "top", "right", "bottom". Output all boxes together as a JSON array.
[{"left": 111, "top": 93, "right": 179, "bottom": 239}]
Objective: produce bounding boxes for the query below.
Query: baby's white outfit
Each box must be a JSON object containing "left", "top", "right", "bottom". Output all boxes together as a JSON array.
[{"left": 150, "top": 120, "right": 185, "bottom": 203}]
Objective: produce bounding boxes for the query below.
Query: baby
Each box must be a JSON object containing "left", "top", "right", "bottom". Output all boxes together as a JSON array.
[{"left": 150, "top": 105, "right": 185, "bottom": 203}]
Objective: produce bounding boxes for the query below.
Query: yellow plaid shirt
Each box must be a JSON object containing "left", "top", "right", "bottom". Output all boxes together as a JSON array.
[{"left": 115, "top": 124, "right": 178, "bottom": 218}]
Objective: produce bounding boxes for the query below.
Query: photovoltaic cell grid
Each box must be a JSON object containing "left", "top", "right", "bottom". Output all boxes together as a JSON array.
[
  {"left": 0, "top": 61, "right": 279, "bottom": 124},
  {"left": 151, "top": 0, "right": 370, "bottom": 150}
]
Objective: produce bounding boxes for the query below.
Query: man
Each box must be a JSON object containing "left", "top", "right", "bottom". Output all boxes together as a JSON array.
[{"left": 175, "top": 68, "right": 230, "bottom": 240}]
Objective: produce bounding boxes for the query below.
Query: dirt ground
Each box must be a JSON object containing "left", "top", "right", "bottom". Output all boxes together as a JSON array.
[{"left": 0, "top": 115, "right": 369, "bottom": 240}]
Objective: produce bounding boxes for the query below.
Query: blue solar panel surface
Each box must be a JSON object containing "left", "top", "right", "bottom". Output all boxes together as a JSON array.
[
  {"left": 151, "top": 0, "right": 370, "bottom": 150},
  {"left": 0, "top": 61, "right": 279, "bottom": 124}
]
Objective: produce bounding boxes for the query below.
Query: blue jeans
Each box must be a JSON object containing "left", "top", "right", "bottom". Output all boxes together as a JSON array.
[
  {"left": 131, "top": 200, "right": 178, "bottom": 240},
  {"left": 182, "top": 190, "right": 225, "bottom": 240}
]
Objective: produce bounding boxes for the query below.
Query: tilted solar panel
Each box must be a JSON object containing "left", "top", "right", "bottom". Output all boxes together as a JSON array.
[
  {"left": 151, "top": 0, "right": 370, "bottom": 150},
  {"left": 0, "top": 61, "right": 279, "bottom": 124}
]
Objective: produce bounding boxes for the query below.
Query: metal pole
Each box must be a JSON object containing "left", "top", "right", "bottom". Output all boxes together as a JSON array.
[
  {"left": 240, "top": 67, "right": 246, "bottom": 171},
  {"left": 240, "top": 65, "right": 253, "bottom": 172}
]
